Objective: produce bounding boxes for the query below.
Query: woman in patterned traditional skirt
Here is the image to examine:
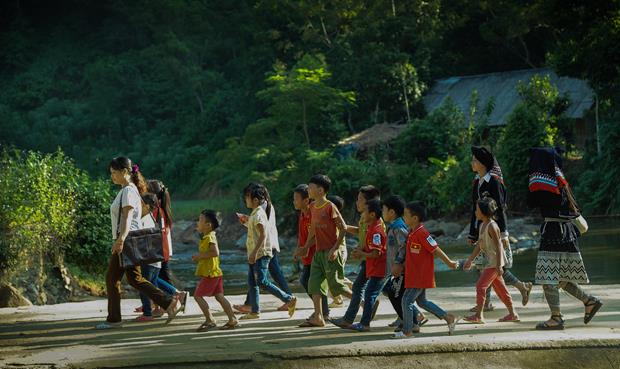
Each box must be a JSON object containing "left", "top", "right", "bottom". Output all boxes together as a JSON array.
[{"left": 527, "top": 147, "right": 603, "bottom": 330}]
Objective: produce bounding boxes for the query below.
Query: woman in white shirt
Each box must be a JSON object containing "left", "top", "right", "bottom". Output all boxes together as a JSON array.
[{"left": 96, "top": 157, "right": 181, "bottom": 329}]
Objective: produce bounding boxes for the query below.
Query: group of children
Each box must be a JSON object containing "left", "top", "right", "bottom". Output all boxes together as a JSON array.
[{"left": 184, "top": 174, "right": 519, "bottom": 338}]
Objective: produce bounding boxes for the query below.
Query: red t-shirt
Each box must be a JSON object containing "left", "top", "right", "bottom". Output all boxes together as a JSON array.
[
  {"left": 404, "top": 224, "right": 438, "bottom": 289},
  {"left": 298, "top": 210, "right": 315, "bottom": 265},
  {"left": 365, "top": 219, "right": 387, "bottom": 278},
  {"left": 310, "top": 201, "right": 339, "bottom": 251}
]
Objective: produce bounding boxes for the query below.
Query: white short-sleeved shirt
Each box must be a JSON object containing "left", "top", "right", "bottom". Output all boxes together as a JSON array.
[
  {"left": 141, "top": 214, "right": 162, "bottom": 268},
  {"left": 246, "top": 206, "right": 272, "bottom": 259},
  {"left": 110, "top": 183, "right": 142, "bottom": 240}
]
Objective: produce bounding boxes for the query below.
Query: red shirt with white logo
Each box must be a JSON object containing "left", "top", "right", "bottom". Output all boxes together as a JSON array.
[
  {"left": 365, "top": 219, "right": 387, "bottom": 278},
  {"left": 404, "top": 223, "right": 438, "bottom": 289}
]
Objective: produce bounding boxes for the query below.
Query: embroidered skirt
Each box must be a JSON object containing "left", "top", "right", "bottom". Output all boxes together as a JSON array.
[{"left": 535, "top": 220, "right": 589, "bottom": 285}]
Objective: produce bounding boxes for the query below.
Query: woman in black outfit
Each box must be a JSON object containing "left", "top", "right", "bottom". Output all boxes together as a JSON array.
[{"left": 467, "top": 146, "right": 533, "bottom": 312}]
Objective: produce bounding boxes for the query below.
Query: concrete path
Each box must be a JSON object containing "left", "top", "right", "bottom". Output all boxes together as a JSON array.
[{"left": 1, "top": 285, "right": 619, "bottom": 368}]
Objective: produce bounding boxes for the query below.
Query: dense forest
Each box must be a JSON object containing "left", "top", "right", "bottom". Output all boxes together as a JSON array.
[
  {"left": 1, "top": 0, "right": 619, "bottom": 211},
  {"left": 1, "top": 0, "right": 619, "bottom": 304}
]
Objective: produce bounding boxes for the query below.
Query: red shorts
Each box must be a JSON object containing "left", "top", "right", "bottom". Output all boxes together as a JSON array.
[{"left": 194, "top": 276, "right": 224, "bottom": 297}]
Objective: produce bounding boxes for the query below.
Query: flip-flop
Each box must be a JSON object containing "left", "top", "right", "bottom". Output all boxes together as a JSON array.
[
  {"left": 498, "top": 314, "right": 520, "bottom": 322},
  {"left": 179, "top": 291, "right": 189, "bottom": 314},
  {"left": 298, "top": 320, "right": 325, "bottom": 328},
  {"left": 196, "top": 321, "right": 217, "bottom": 332},
  {"left": 462, "top": 315, "right": 485, "bottom": 324},
  {"left": 219, "top": 321, "right": 239, "bottom": 330},
  {"left": 165, "top": 297, "right": 182, "bottom": 325},
  {"left": 233, "top": 304, "right": 251, "bottom": 314}
]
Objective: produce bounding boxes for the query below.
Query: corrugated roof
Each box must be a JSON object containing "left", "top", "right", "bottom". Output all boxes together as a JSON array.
[{"left": 423, "top": 68, "right": 594, "bottom": 126}]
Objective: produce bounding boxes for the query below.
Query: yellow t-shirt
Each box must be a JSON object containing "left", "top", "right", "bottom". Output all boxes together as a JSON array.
[{"left": 195, "top": 232, "right": 223, "bottom": 278}]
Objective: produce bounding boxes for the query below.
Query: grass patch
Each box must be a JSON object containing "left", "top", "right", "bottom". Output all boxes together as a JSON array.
[
  {"left": 66, "top": 264, "right": 106, "bottom": 297},
  {"left": 173, "top": 196, "right": 238, "bottom": 220}
]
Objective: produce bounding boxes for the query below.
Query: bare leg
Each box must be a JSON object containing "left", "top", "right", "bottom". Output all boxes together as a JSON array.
[
  {"left": 214, "top": 294, "right": 237, "bottom": 323},
  {"left": 194, "top": 295, "right": 215, "bottom": 323}
]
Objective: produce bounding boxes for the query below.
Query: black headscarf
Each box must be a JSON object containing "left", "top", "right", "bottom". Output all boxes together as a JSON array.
[{"left": 528, "top": 147, "right": 568, "bottom": 195}]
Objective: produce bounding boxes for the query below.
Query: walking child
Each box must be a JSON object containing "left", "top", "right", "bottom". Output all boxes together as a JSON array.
[
  {"left": 332, "top": 198, "right": 387, "bottom": 332},
  {"left": 392, "top": 202, "right": 459, "bottom": 339},
  {"left": 294, "top": 174, "right": 352, "bottom": 327},
  {"left": 193, "top": 209, "right": 238, "bottom": 331},
  {"left": 463, "top": 195, "right": 518, "bottom": 323}
]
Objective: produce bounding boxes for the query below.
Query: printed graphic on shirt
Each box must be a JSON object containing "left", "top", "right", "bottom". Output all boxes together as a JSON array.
[
  {"left": 409, "top": 242, "right": 421, "bottom": 254},
  {"left": 372, "top": 233, "right": 382, "bottom": 246},
  {"left": 426, "top": 235, "right": 437, "bottom": 247}
]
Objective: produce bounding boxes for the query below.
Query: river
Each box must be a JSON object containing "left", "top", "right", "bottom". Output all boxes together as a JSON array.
[{"left": 168, "top": 218, "right": 620, "bottom": 294}]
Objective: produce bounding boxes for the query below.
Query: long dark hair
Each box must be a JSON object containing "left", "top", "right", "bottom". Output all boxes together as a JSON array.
[
  {"left": 147, "top": 179, "right": 173, "bottom": 226},
  {"left": 244, "top": 182, "right": 272, "bottom": 218},
  {"left": 108, "top": 156, "right": 147, "bottom": 194}
]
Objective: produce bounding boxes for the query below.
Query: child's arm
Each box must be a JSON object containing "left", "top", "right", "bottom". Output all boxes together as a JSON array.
[
  {"left": 434, "top": 247, "right": 458, "bottom": 269},
  {"left": 463, "top": 242, "right": 482, "bottom": 270},
  {"left": 294, "top": 222, "right": 316, "bottom": 258},
  {"left": 249, "top": 223, "right": 266, "bottom": 264},
  {"left": 346, "top": 225, "right": 359, "bottom": 235},
  {"left": 353, "top": 249, "right": 380, "bottom": 258},
  {"left": 192, "top": 242, "right": 219, "bottom": 261},
  {"left": 489, "top": 222, "right": 503, "bottom": 273},
  {"left": 329, "top": 207, "right": 347, "bottom": 260}
]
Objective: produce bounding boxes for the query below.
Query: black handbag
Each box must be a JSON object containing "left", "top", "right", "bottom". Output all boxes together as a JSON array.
[{"left": 115, "top": 189, "right": 164, "bottom": 269}]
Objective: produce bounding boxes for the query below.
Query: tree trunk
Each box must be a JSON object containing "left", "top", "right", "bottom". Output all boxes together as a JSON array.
[
  {"left": 302, "top": 98, "right": 310, "bottom": 148},
  {"left": 401, "top": 74, "right": 411, "bottom": 123}
]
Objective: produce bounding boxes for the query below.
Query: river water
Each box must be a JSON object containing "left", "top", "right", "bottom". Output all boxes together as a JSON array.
[{"left": 168, "top": 218, "right": 620, "bottom": 294}]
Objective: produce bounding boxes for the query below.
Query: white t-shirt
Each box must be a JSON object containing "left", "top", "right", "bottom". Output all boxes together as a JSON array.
[
  {"left": 110, "top": 183, "right": 142, "bottom": 240},
  {"left": 246, "top": 206, "right": 272, "bottom": 259},
  {"left": 141, "top": 214, "right": 162, "bottom": 268}
]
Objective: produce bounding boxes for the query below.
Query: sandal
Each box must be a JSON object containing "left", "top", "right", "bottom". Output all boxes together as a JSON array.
[
  {"left": 219, "top": 321, "right": 239, "bottom": 330},
  {"left": 469, "top": 303, "right": 494, "bottom": 312},
  {"left": 196, "top": 321, "right": 217, "bottom": 332},
  {"left": 584, "top": 298, "right": 603, "bottom": 324},
  {"left": 521, "top": 283, "right": 533, "bottom": 306},
  {"left": 463, "top": 315, "right": 485, "bottom": 324},
  {"left": 535, "top": 314, "right": 564, "bottom": 330},
  {"left": 233, "top": 304, "right": 251, "bottom": 314},
  {"left": 298, "top": 320, "right": 325, "bottom": 328},
  {"left": 165, "top": 297, "right": 182, "bottom": 325},
  {"left": 178, "top": 291, "right": 190, "bottom": 314},
  {"left": 498, "top": 313, "right": 520, "bottom": 322}
]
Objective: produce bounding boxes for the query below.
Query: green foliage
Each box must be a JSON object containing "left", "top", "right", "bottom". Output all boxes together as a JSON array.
[
  {"left": 575, "top": 118, "right": 620, "bottom": 215},
  {"left": 0, "top": 148, "right": 113, "bottom": 278},
  {"left": 496, "top": 75, "right": 566, "bottom": 206}
]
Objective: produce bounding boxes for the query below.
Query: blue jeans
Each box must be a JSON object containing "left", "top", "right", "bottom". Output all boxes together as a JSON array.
[
  {"left": 343, "top": 261, "right": 385, "bottom": 326},
  {"left": 248, "top": 256, "right": 294, "bottom": 313},
  {"left": 300, "top": 264, "right": 329, "bottom": 316},
  {"left": 269, "top": 251, "right": 292, "bottom": 294},
  {"left": 244, "top": 250, "right": 292, "bottom": 305},
  {"left": 140, "top": 265, "right": 160, "bottom": 316},
  {"left": 402, "top": 288, "right": 447, "bottom": 334}
]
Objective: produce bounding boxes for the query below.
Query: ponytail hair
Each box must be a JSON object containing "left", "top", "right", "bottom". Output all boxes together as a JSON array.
[
  {"left": 148, "top": 179, "right": 174, "bottom": 226},
  {"left": 243, "top": 182, "right": 272, "bottom": 218},
  {"left": 109, "top": 156, "right": 148, "bottom": 194}
]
